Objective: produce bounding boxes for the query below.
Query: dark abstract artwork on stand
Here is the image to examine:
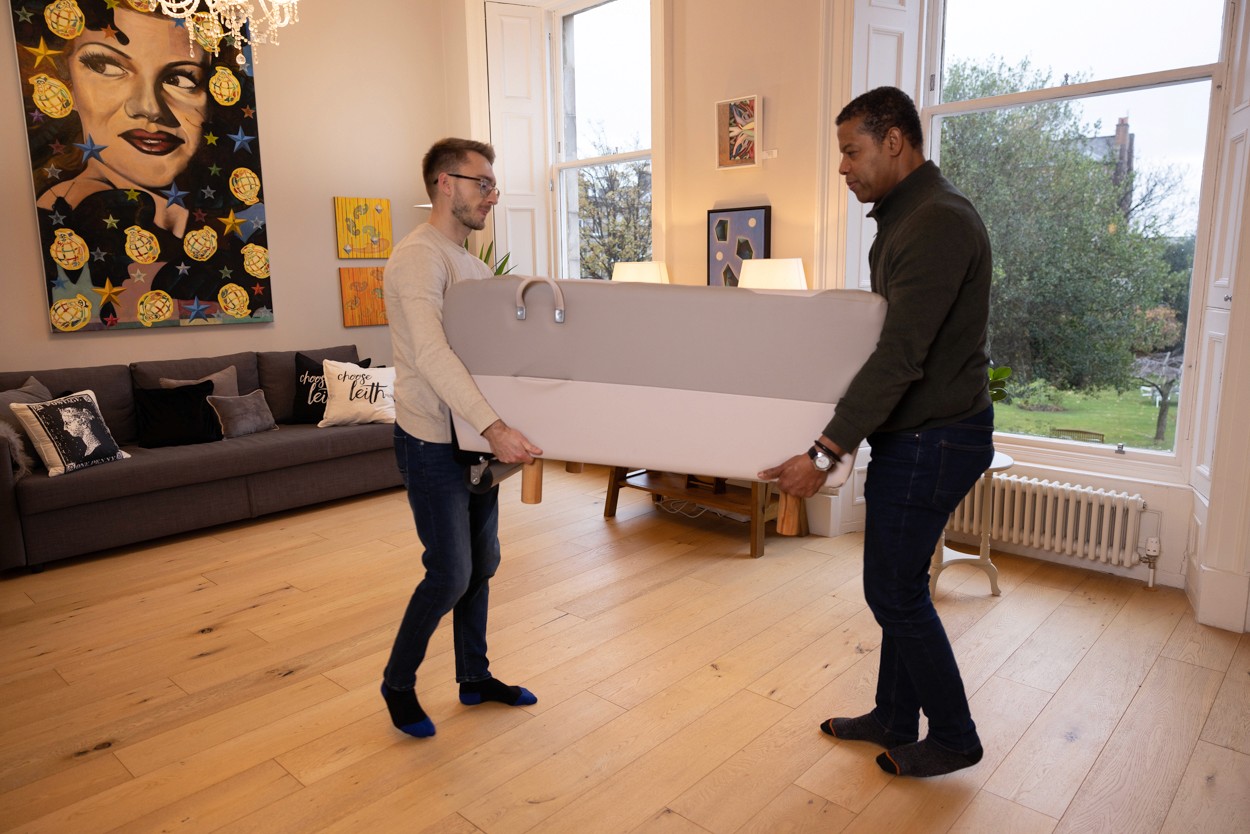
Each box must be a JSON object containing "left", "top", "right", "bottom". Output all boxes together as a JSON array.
[{"left": 707, "top": 205, "right": 770, "bottom": 286}]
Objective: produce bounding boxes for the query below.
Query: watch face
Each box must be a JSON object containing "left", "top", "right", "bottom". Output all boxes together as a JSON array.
[{"left": 812, "top": 450, "right": 833, "bottom": 471}]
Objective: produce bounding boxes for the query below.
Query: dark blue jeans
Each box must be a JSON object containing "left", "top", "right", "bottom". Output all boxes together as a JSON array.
[
  {"left": 383, "top": 426, "right": 501, "bottom": 690},
  {"left": 862, "top": 406, "right": 994, "bottom": 753}
]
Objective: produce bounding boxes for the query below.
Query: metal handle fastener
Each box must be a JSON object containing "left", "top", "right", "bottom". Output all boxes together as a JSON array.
[{"left": 514, "top": 276, "right": 567, "bottom": 323}]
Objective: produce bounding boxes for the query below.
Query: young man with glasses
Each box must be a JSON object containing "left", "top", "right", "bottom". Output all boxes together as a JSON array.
[{"left": 380, "top": 137, "right": 542, "bottom": 738}]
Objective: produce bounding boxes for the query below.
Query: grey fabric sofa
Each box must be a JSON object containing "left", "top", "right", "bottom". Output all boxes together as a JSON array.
[{"left": 0, "top": 345, "right": 402, "bottom": 571}]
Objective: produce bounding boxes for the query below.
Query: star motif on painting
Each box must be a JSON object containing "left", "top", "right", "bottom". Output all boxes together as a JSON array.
[
  {"left": 193, "top": 209, "right": 207, "bottom": 223},
  {"left": 50, "top": 140, "right": 65, "bottom": 154},
  {"left": 184, "top": 297, "right": 211, "bottom": 321},
  {"left": 92, "top": 278, "right": 125, "bottom": 307},
  {"left": 44, "top": 163, "right": 63, "bottom": 180},
  {"left": 130, "top": 266, "right": 148, "bottom": 283},
  {"left": 252, "top": 283, "right": 265, "bottom": 295},
  {"left": 15, "top": 8, "right": 34, "bottom": 23},
  {"left": 208, "top": 163, "right": 222, "bottom": 176},
  {"left": 176, "top": 262, "right": 191, "bottom": 276},
  {"left": 218, "top": 210, "right": 245, "bottom": 238},
  {"left": 103, "top": 0, "right": 121, "bottom": 9},
  {"left": 161, "top": 182, "right": 189, "bottom": 208},
  {"left": 241, "top": 105, "right": 255, "bottom": 119},
  {"left": 125, "top": 189, "right": 140, "bottom": 201},
  {"left": 49, "top": 210, "right": 66, "bottom": 225},
  {"left": 74, "top": 135, "right": 107, "bottom": 164},
  {"left": 91, "top": 247, "right": 107, "bottom": 262},
  {"left": 219, "top": 265, "right": 234, "bottom": 279},
  {"left": 101, "top": 25, "right": 119, "bottom": 40},
  {"left": 23, "top": 38, "right": 63, "bottom": 69},
  {"left": 201, "top": 185, "right": 216, "bottom": 200},
  {"left": 29, "top": 109, "right": 44, "bottom": 124},
  {"left": 226, "top": 127, "right": 255, "bottom": 153},
  {"left": 103, "top": 313, "right": 118, "bottom": 327},
  {"left": 103, "top": 215, "right": 119, "bottom": 229}
]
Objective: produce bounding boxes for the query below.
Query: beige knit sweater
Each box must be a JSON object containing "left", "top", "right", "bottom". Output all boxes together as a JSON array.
[{"left": 383, "top": 223, "right": 500, "bottom": 443}]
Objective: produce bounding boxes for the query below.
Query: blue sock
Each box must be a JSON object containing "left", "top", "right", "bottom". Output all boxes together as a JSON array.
[
  {"left": 380, "top": 683, "right": 435, "bottom": 738},
  {"left": 459, "top": 677, "right": 537, "bottom": 707}
]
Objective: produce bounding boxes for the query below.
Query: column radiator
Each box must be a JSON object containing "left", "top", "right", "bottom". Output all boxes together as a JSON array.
[{"left": 945, "top": 474, "right": 1147, "bottom": 567}]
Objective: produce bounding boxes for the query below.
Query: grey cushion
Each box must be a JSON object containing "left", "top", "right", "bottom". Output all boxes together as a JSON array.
[
  {"left": 159, "top": 365, "right": 240, "bottom": 398},
  {"left": 257, "top": 345, "right": 360, "bottom": 423},
  {"left": 208, "top": 390, "right": 278, "bottom": 438},
  {"left": 131, "top": 352, "right": 260, "bottom": 395}
]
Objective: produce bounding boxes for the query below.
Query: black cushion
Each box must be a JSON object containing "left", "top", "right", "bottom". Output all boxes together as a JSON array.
[{"left": 134, "top": 381, "right": 223, "bottom": 448}]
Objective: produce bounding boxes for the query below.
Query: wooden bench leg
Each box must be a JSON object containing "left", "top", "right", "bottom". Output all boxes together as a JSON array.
[{"left": 604, "top": 465, "right": 628, "bottom": 518}]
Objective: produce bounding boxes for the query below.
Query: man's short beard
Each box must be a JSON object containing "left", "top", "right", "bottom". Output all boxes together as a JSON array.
[{"left": 452, "top": 200, "right": 486, "bottom": 231}]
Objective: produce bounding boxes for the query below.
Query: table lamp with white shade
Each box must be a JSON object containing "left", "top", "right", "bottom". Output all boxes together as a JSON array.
[
  {"left": 610, "top": 261, "right": 670, "bottom": 283},
  {"left": 737, "top": 257, "right": 807, "bottom": 290}
]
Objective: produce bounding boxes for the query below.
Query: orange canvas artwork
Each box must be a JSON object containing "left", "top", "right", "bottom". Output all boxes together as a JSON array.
[{"left": 338, "top": 266, "right": 388, "bottom": 327}]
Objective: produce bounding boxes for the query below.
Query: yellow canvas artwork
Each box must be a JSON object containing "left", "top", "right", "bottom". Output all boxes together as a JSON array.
[
  {"left": 338, "top": 266, "right": 388, "bottom": 327},
  {"left": 333, "top": 196, "right": 393, "bottom": 258}
]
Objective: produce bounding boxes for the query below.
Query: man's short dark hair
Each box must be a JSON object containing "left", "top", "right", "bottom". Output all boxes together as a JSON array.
[
  {"left": 835, "top": 87, "right": 924, "bottom": 150},
  {"left": 422, "top": 138, "right": 496, "bottom": 199}
]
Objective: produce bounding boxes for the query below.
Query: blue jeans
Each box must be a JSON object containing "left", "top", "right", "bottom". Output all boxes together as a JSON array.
[
  {"left": 862, "top": 406, "right": 994, "bottom": 753},
  {"left": 383, "top": 426, "right": 501, "bottom": 690}
]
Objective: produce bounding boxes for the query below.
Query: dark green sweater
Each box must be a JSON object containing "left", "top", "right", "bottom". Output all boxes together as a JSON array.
[{"left": 823, "top": 161, "right": 992, "bottom": 451}]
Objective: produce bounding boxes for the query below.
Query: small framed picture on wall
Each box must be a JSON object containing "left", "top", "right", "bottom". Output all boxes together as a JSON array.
[{"left": 715, "top": 95, "right": 759, "bottom": 169}]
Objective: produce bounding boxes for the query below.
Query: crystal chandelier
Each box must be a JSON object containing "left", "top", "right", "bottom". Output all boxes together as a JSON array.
[{"left": 136, "top": 1, "right": 300, "bottom": 65}]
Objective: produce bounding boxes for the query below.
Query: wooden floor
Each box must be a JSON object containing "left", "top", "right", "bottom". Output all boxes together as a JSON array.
[{"left": 1, "top": 463, "right": 1248, "bottom": 834}]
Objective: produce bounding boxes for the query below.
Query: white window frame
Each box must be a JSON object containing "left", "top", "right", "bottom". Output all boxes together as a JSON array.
[
  {"left": 548, "top": 0, "right": 656, "bottom": 279},
  {"left": 916, "top": 0, "right": 1230, "bottom": 485}
]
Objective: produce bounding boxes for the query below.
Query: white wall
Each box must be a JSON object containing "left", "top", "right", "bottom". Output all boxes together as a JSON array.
[{"left": 0, "top": 0, "right": 461, "bottom": 372}]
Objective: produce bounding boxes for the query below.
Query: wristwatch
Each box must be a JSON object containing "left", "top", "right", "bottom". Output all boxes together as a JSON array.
[{"left": 808, "top": 444, "right": 836, "bottom": 472}]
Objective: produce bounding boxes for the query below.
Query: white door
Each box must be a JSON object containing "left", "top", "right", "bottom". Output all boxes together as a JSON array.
[{"left": 485, "top": 2, "right": 552, "bottom": 277}]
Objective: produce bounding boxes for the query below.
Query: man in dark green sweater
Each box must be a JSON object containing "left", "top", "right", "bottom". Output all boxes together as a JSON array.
[{"left": 760, "top": 86, "right": 994, "bottom": 777}]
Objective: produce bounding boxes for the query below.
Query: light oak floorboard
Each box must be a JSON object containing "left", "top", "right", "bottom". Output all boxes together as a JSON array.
[{"left": 1, "top": 465, "right": 1246, "bottom": 833}]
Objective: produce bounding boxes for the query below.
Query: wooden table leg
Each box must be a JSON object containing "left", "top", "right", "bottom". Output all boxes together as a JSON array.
[{"left": 603, "top": 465, "right": 627, "bottom": 518}]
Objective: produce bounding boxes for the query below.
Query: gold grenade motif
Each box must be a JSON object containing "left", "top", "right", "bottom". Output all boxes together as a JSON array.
[
  {"left": 124, "top": 225, "right": 160, "bottom": 264},
  {"left": 217, "top": 283, "right": 250, "bottom": 318},
  {"left": 136, "top": 289, "right": 174, "bottom": 327},
  {"left": 50, "top": 294, "right": 92, "bottom": 332},
  {"left": 241, "top": 243, "right": 269, "bottom": 279},
  {"left": 208, "top": 66, "right": 241, "bottom": 106},
  {"left": 229, "top": 167, "right": 261, "bottom": 205},
  {"left": 184, "top": 225, "right": 218, "bottom": 262},
  {"left": 44, "top": 0, "right": 85, "bottom": 40},
  {"left": 49, "top": 227, "right": 88, "bottom": 270},
  {"left": 190, "top": 11, "right": 224, "bottom": 54},
  {"left": 124, "top": 1, "right": 158, "bottom": 11},
  {"left": 29, "top": 74, "right": 74, "bottom": 119}
]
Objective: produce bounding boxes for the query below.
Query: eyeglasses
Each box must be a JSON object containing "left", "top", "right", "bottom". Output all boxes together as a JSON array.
[{"left": 446, "top": 173, "right": 501, "bottom": 198}]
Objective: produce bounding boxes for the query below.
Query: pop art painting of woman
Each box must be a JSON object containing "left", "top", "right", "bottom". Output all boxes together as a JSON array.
[{"left": 12, "top": 0, "right": 273, "bottom": 332}]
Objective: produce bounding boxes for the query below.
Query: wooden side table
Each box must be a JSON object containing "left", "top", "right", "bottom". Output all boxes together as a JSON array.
[
  {"left": 602, "top": 467, "right": 803, "bottom": 558},
  {"left": 929, "top": 451, "right": 1013, "bottom": 597}
]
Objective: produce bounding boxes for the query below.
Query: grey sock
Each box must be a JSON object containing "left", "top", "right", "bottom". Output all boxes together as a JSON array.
[
  {"left": 820, "top": 713, "right": 917, "bottom": 749},
  {"left": 877, "top": 738, "right": 983, "bottom": 777}
]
